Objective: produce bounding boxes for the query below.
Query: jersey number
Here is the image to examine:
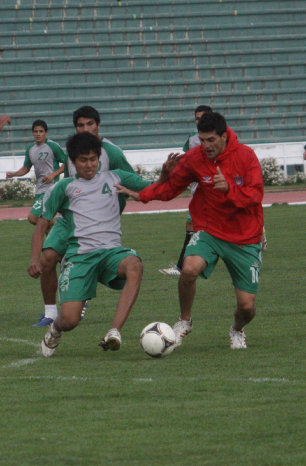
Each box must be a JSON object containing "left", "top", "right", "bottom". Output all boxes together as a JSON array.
[
  {"left": 38, "top": 152, "right": 49, "bottom": 160},
  {"left": 250, "top": 266, "right": 259, "bottom": 284},
  {"left": 102, "top": 183, "right": 112, "bottom": 195}
]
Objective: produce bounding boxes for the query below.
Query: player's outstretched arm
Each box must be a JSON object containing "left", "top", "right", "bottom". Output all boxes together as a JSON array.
[
  {"left": 28, "top": 218, "right": 51, "bottom": 278},
  {"left": 114, "top": 184, "right": 140, "bottom": 201}
]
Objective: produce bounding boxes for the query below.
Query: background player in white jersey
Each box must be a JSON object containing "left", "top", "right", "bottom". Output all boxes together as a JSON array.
[
  {"left": 159, "top": 105, "right": 212, "bottom": 276},
  {"left": 28, "top": 132, "right": 151, "bottom": 357},
  {"left": 34, "top": 106, "right": 135, "bottom": 327},
  {"left": 6, "top": 119, "right": 66, "bottom": 229}
]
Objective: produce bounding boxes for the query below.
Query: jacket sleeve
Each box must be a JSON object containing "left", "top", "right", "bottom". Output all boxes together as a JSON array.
[
  {"left": 224, "top": 150, "right": 264, "bottom": 208},
  {"left": 139, "top": 156, "right": 194, "bottom": 203}
]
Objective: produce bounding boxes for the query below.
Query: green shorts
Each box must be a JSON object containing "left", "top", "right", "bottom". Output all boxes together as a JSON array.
[
  {"left": 184, "top": 231, "right": 262, "bottom": 294},
  {"left": 30, "top": 193, "right": 45, "bottom": 218},
  {"left": 43, "top": 217, "right": 69, "bottom": 257},
  {"left": 58, "top": 247, "right": 140, "bottom": 303}
]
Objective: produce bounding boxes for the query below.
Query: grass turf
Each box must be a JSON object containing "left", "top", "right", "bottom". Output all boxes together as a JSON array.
[{"left": 0, "top": 205, "right": 305, "bottom": 465}]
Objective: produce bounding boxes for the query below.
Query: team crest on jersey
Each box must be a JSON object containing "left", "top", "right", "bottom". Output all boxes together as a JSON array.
[
  {"left": 201, "top": 176, "right": 212, "bottom": 183},
  {"left": 234, "top": 175, "right": 244, "bottom": 185}
]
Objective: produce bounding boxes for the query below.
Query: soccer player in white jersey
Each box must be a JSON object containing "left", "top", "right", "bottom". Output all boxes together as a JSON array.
[
  {"left": 33, "top": 107, "right": 135, "bottom": 327},
  {"left": 28, "top": 132, "right": 151, "bottom": 357},
  {"left": 6, "top": 120, "right": 66, "bottom": 230}
]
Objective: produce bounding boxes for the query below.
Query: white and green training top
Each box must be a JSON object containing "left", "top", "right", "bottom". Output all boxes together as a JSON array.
[
  {"left": 24, "top": 139, "right": 66, "bottom": 194},
  {"left": 42, "top": 169, "right": 150, "bottom": 256},
  {"left": 182, "top": 131, "right": 201, "bottom": 152},
  {"left": 64, "top": 137, "right": 133, "bottom": 178}
]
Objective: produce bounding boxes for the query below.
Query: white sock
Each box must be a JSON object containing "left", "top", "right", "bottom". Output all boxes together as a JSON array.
[{"left": 44, "top": 304, "right": 58, "bottom": 320}]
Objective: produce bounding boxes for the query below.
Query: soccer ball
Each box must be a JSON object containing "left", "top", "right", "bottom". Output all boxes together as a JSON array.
[{"left": 140, "top": 322, "right": 176, "bottom": 358}]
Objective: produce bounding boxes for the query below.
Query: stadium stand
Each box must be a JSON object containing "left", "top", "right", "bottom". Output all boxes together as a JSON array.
[{"left": 0, "top": 0, "right": 305, "bottom": 156}]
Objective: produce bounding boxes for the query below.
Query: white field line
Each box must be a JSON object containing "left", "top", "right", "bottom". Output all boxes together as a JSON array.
[
  {"left": 0, "top": 337, "right": 42, "bottom": 368},
  {"left": 0, "top": 375, "right": 89, "bottom": 381},
  {"left": 248, "top": 377, "right": 290, "bottom": 383}
]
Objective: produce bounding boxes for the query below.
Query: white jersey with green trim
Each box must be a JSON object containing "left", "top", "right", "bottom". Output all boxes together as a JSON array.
[
  {"left": 66, "top": 137, "right": 132, "bottom": 177},
  {"left": 42, "top": 169, "right": 150, "bottom": 256},
  {"left": 23, "top": 139, "right": 66, "bottom": 194},
  {"left": 183, "top": 131, "right": 201, "bottom": 153}
]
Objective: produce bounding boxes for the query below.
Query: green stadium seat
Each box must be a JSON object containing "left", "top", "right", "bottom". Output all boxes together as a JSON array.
[{"left": 0, "top": 0, "right": 304, "bottom": 153}]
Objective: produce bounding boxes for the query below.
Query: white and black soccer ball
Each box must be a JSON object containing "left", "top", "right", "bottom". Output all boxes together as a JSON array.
[{"left": 140, "top": 322, "right": 176, "bottom": 358}]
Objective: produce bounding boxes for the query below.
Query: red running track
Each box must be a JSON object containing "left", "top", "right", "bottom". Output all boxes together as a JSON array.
[{"left": 0, "top": 190, "right": 305, "bottom": 220}]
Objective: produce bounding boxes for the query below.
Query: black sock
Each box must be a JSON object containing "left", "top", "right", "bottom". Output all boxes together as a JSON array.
[{"left": 176, "top": 231, "right": 194, "bottom": 270}]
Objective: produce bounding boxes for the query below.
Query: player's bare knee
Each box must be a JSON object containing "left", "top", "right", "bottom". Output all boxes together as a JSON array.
[
  {"left": 181, "top": 255, "right": 205, "bottom": 280},
  {"left": 120, "top": 256, "right": 143, "bottom": 280},
  {"left": 60, "top": 314, "right": 79, "bottom": 331},
  {"left": 236, "top": 305, "right": 256, "bottom": 321},
  {"left": 41, "top": 249, "right": 60, "bottom": 271},
  {"left": 181, "top": 267, "right": 198, "bottom": 282}
]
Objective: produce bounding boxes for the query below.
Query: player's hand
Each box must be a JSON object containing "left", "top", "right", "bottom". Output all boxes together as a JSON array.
[
  {"left": 0, "top": 115, "right": 11, "bottom": 130},
  {"left": 42, "top": 174, "right": 54, "bottom": 183},
  {"left": 114, "top": 184, "right": 140, "bottom": 201},
  {"left": 159, "top": 152, "right": 182, "bottom": 183},
  {"left": 28, "top": 262, "right": 43, "bottom": 279},
  {"left": 213, "top": 166, "right": 228, "bottom": 193},
  {"left": 6, "top": 172, "right": 14, "bottom": 179}
]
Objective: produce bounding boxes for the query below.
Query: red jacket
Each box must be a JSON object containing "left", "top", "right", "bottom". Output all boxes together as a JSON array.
[{"left": 139, "top": 127, "right": 264, "bottom": 245}]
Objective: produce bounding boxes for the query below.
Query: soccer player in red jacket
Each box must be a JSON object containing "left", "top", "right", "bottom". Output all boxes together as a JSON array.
[{"left": 115, "top": 112, "right": 264, "bottom": 349}]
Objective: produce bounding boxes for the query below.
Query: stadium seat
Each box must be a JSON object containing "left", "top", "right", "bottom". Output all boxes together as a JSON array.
[{"left": 0, "top": 0, "right": 304, "bottom": 153}]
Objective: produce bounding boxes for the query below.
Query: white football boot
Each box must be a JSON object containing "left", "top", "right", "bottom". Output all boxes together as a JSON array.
[
  {"left": 41, "top": 323, "right": 62, "bottom": 357},
  {"left": 229, "top": 326, "right": 247, "bottom": 349},
  {"left": 159, "top": 264, "right": 181, "bottom": 276},
  {"left": 172, "top": 318, "right": 193, "bottom": 347}
]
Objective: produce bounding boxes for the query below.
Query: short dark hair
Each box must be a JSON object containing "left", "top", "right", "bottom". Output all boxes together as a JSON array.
[
  {"left": 73, "top": 106, "right": 100, "bottom": 127},
  {"left": 66, "top": 132, "right": 102, "bottom": 162},
  {"left": 197, "top": 112, "right": 227, "bottom": 136},
  {"left": 194, "top": 105, "right": 212, "bottom": 115},
  {"left": 32, "top": 119, "right": 48, "bottom": 131}
]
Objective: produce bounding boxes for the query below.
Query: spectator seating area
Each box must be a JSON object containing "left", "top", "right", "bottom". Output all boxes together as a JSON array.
[{"left": 0, "top": 0, "right": 305, "bottom": 155}]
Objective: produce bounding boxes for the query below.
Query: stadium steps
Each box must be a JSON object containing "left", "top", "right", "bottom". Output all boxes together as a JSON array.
[
  {"left": 0, "top": 20, "right": 304, "bottom": 46},
  {"left": 1, "top": 60, "right": 305, "bottom": 86},
  {"left": 0, "top": 0, "right": 305, "bottom": 151},
  {"left": 1, "top": 47, "right": 305, "bottom": 72},
  {"left": 1, "top": 106, "right": 304, "bottom": 154},
  {"left": 1, "top": 121, "right": 304, "bottom": 156},
  {"left": 2, "top": 34, "right": 306, "bottom": 60},
  {"left": 0, "top": 5, "right": 305, "bottom": 32},
  {"left": 3, "top": 100, "right": 305, "bottom": 124},
  {"left": 1, "top": 74, "right": 304, "bottom": 101}
]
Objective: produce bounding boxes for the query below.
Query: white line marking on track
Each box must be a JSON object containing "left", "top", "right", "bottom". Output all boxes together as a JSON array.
[{"left": 122, "top": 202, "right": 306, "bottom": 215}]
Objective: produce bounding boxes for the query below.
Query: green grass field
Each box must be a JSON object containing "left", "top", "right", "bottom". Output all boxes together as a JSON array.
[{"left": 0, "top": 205, "right": 305, "bottom": 465}]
